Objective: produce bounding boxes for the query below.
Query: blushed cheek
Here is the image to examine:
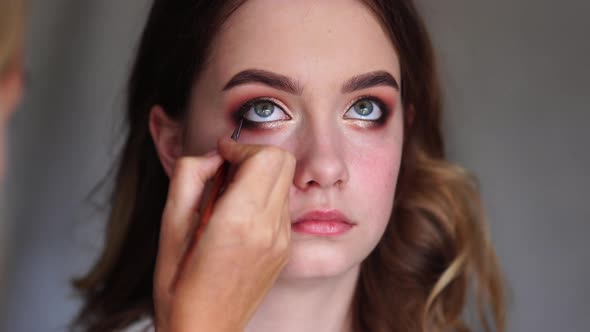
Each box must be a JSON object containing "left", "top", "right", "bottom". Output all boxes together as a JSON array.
[{"left": 354, "top": 148, "right": 401, "bottom": 228}]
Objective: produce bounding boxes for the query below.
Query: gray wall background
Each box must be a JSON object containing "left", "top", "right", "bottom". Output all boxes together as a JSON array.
[{"left": 2, "top": 0, "right": 589, "bottom": 331}]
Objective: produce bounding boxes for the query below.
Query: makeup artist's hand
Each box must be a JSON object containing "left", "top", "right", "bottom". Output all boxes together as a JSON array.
[{"left": 154, "top": 137, "right": 295, "bottom": 332}]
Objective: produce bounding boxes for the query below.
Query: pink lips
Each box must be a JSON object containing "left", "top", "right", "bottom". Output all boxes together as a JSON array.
[{"left": 292, "top": 210, "right": 355, "bottom": 236}]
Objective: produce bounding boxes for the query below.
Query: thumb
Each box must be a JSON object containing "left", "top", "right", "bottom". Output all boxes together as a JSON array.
[{"left": 217, "top": 137, "right": 268, "bottom": 165}]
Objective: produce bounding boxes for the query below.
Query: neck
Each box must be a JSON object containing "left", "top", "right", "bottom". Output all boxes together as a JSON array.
[{"left": 245, "top": 265, "right": 360, "bottom": 332}]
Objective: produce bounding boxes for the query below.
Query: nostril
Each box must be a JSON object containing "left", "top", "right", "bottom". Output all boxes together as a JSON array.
[
  {"left": 304, "top": 178, "right": 345, "bottom": 190},
  {"left": 306, "top": 179, "right": 319, "bottom": 187}
]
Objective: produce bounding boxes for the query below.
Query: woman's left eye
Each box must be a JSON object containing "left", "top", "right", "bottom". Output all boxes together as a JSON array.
[
  {"left": 344, "top": 98, "right": 384, "bottom": 121},
  {"left": 240, "top": 99, "right": 290, "bottom": 123}
]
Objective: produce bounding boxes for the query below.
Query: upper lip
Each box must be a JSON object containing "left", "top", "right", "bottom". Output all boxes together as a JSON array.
[{"left": 292, "top": 209, "right": 355, "bottom": 225}]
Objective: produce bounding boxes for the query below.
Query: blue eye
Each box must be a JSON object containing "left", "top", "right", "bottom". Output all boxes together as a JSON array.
[
  {"left": 241, "top": 99, "right": 290, "bottom": 123},
  {"left": 344, "top": 98, "right": 383, "bottom": 121}
]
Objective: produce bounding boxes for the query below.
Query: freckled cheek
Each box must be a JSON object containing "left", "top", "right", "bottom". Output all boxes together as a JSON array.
[{"left": 358, "top": 153, "right": 399, "bottom": 195}]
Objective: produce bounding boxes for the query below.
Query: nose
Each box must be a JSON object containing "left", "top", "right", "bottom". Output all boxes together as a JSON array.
[{"left": 293, "top": 123, "right": 349, "bottom": 191}]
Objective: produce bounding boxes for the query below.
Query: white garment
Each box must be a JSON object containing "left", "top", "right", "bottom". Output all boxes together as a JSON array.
[{"left": 121, "top": 317, "right": 154, "bottom": 332}]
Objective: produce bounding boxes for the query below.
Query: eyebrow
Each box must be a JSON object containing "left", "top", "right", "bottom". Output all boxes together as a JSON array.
[
  {"left": 341, "top": 70, "right": 399, "bottom": 93},
  {"left": 222, "top": 69, "right": 399, "bottom": 94},
  {"left": 222, "top": 69, "right": 303, "bottom": 95}
]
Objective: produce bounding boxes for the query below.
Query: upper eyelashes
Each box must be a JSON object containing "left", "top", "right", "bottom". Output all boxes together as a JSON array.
[
  {"left": 238, "top": 97, "right": 291, "bottom": 123},
  {"left": 343, "top": 97, "right": 385, "bottom": 121},
  {"left": 234, "top": 96, "right": 389, "bottom": 125}
]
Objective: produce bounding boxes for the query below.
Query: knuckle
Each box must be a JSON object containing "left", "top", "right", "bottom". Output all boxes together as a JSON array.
[
  {"left": 223, "top": 215, "right": 277, "bottom": 250},
  {"left": 274, "top": 233, "right": 290, "bottom": 254},
  {"left": 270, "top": 224, "right": 290, "bottom": 257},
  {"left": 216, "top": 212, "right": 248, "bottom": 233},
  {"left": 251, "top": 146, "right": 284, "bottom": 168},
  {"left": 217, "top": 213, "right": 256, "bottom": 239},
  {"left": 284, "top": 152, "right": 296, "bottom": 172},
  {"left": 271, "top": 242, "right": 290, "bottom": 266},
  {"left": 175, "top": 156, "right": 211, "bottom": 184},
  {"left": 174, "top": 157, "right": 203, "bottom": 180},
  {"left": 236, "top": 195, "right": 263, "bottom": 214},
  {"left": 173, "top": 157, "right": 193, "bottom": 174},
  {"left": 250, "top": 228, "right": 276, "bottom": 250}
]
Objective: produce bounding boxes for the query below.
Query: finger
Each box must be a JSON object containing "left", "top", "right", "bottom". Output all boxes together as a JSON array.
[
  {"left": 155, "top": 154, "right": 223, "bottom": 294},
  {"left": 279, "top": 198, "right": 292, "bottom": 248},
  {"left": 217, "top": 138, "right": 294, "bottom": 212},
  {"left": 270, "top": 151, "right": 296, "bottom": 205},
  {"left": 260, "top": 154, "right": 294, "bottom": 237},
  {"left": 217, "top": 137, "right": 262, "bottom": 164}
]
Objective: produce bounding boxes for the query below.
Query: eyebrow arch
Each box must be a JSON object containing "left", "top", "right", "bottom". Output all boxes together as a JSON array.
[
  {"left": 222, "top": 69, "right": 303, "bottom": 95},
  {"left": 222, "top": 69, "right": 399, "bottom": 95},
  {"left": 341, "top": 70, "right": 399, "bottom": 93}
]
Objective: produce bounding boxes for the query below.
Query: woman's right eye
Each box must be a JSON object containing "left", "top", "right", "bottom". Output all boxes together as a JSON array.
[{"left": 240, "top": 99, "right": 290, "bottom": 123}]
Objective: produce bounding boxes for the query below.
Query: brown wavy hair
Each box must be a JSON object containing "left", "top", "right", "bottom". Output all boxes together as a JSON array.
[{"left": 72, "top": 1, "right": 505, "bottom": 331}]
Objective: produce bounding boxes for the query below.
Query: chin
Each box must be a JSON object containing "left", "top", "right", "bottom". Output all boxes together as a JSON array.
[{"left": 277, "top": 238, "right": 366, "bottom": 281}]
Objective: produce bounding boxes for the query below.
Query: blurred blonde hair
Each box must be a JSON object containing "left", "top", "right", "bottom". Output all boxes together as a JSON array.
[
  {"left": 0, "top": 0, "right": 24, "bottom": 306},
  {"left": 0, "top": 0, "right": 24, "bottom": 75}
]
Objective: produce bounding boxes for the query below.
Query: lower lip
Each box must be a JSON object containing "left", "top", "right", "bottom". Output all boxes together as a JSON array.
[{"left": 291, "top": 220, "right": 353, "bottom": 236}]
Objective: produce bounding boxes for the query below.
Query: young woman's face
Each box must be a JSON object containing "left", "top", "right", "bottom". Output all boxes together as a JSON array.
[{"left": 185, "top": 0, "right": 403, "bottom": 280}]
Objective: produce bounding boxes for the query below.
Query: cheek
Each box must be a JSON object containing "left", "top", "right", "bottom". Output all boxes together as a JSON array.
[
  {"left": 353, "top": 145, "right": 400, "bottom": 211},
  {"left": 185, "top": 106, "right": 232, "bottom": 154},
  {"left": 345, "top": 134, "right": 402, "bottom": 243},
  {"left": 347, "top": 108, "right": 404, "bottom": 215}
]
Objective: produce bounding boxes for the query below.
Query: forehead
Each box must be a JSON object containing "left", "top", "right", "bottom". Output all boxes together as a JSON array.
[{"left": 207, "top": 0, "right": 400, "bottom": 87}]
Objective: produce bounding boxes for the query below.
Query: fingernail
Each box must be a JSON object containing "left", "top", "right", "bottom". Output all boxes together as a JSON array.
[{"left": 219, "top": 136, "right": 235, "bottom": 145}]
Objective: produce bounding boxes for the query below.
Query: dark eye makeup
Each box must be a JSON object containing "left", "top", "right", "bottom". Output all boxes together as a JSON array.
[
  {"left": 344, "top": 96, "right": 391, "bottom": 127},
  {"left": 230, "top": 97, "right": 291, "bottom": 129},
  {"left": 230, "top": 95, "right": 393, "bottom": 129}
]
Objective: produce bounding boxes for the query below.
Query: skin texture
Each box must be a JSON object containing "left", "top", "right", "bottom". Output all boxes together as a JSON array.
[{"left": 150, "top": 0, "right": 404, "bottom": 331}]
